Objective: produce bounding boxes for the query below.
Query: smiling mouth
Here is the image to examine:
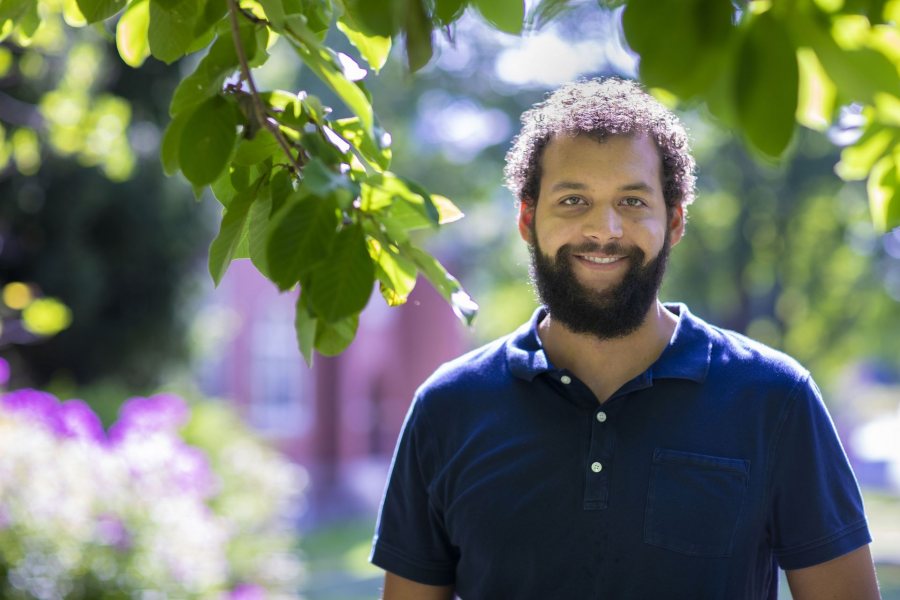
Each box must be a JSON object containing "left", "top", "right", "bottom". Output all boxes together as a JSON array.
[{"left": 575, "top": 255, "right": 625, "bottom": 265}]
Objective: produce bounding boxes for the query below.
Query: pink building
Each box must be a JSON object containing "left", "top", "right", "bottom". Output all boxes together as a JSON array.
[{"left": 197, "top": 259, "right": 469, "bottom": 521}]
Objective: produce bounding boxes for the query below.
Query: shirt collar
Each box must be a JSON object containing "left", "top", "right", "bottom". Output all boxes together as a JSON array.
[{"left": 506, "top": 303, "right": 711, "bottom": 383}]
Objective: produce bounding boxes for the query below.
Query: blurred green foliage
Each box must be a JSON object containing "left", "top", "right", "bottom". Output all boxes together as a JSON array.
[
  {"left": 0, "top": 22, "right": 211, "bottom": 389},
  {"left": 665, "top": 123, "right": 900, "bottom": 385}
]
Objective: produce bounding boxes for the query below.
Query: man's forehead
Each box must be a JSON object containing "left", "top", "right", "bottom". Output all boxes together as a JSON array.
[{"left": 541, "top": 133, "right": 663, "bottom": 174}]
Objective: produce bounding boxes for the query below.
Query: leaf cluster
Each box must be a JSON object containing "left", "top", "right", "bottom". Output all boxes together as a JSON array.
[
  {"left": 39, "top": 0, "right": 483, "bottom": 363},
  {"left": 624, "top": 0, "right": 900, "bottom": 230}
]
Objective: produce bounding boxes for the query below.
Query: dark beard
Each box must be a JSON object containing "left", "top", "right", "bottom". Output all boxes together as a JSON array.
[{"left": 528, "top": 226, "right": 671, "bottom": 340}]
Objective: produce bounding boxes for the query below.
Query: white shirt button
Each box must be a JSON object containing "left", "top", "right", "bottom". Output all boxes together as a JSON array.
[
  {"left": 560, "top": 375, "right": 572, "bottom": 384},
  {"left": 590, "top": 462, "right": 603, "bottom": 473},
  {"left": 596, "top": 411, "right": 607, "bottom": 423}
]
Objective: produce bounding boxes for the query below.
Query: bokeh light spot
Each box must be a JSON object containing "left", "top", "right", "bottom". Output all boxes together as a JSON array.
[
  {"left": 22, "top": 297, "right": 73, "bottom": 336},
  {"left": 3, "top": 282, "right": 33, "bottom": 310}
]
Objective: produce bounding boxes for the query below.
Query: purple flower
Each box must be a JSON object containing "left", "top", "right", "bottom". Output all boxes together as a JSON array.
[
  {"left": 95, "top": 514, "right": 131, "bottom": 551},
  {"left": 0, "top": 388, "right": 66, "bottom": 436},
  {"left": 108, "top": 393, "right": 189, "bottom": 444},
  {"left": 227, "top": 583, "right": 266, "bottom": 600},
  {"left": 171, "top": 441, "right": 218, "bottom": 499},
  {"left": 59, "top": 399, "right": 106, "bottom": 443}
]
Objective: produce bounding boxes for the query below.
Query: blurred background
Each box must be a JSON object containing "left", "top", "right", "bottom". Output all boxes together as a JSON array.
[{"left": 1, "top": 3, "right": 899, "bottom": 599}]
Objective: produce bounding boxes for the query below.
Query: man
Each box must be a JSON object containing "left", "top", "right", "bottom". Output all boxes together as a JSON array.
[{"left": 369, "top": 78, "right": 880, "bottom": 599}]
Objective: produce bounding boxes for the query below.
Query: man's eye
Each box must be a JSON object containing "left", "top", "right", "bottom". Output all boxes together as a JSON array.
[
  {"left": 622, "top": 197, "right": 646, "bottom": 207},
  {"left": 561, "top": 196, "right": 584, "bottom": 206}
]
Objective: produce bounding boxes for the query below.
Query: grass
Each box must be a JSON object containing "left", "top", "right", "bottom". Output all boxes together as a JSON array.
[{"left": 298, "top": 518, "right": 383, "bottom": 600}]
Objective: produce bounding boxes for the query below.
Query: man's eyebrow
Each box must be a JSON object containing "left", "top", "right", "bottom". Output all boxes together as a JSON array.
[
  {"left": 548, "top": 181, "right": 588, "bottom": 193},
  {"left": 548, "top": 181, "right": 656, "bottom": 193},
  {"left": 619, "top": 182, "right": 655, "bottom": 193}
]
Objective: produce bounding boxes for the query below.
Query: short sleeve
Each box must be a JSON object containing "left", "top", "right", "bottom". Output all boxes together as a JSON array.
[
  {"left": 768, "top": 374, "right": 871, "bottom": 570},
  {"left": 369, "top": 396, "right": 458, "bottom": 586}
]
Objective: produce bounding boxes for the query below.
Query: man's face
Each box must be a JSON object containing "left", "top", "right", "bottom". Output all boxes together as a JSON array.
[{"left": 518, "top": 134, "right": 684, "bottom": 339}]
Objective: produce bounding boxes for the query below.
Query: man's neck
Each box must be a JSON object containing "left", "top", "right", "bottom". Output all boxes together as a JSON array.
[{"left": 537, "top": 300, "right": 678, "bottom": 403}]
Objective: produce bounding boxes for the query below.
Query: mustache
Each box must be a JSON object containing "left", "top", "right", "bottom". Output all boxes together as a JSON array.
[{"left": 558, "top": 241, "right": 644, "bottom": 259}]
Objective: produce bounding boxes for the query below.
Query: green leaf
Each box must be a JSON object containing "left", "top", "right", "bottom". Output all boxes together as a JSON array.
[
  {"left": 435, "top": 0, "right": 467, "bottom": 25},
  {"left": 332, "top": 117, "right": 391, "bottom": 171},
  {"left": 286, "top": 17, "right": 375, "bottom": 137},
  {"left": 231, "top": 164, "right": 251, "bottom": 191},
  {"left": 76, "top": 0, "right": 126, "bottom": 23},
  {"left": 234, "top": 130, "right": 282, "bottom": 166},
  {"left": 169, "top": 27, "right": 255, "bottom": 116},
  {"left": 295, "top": 294, "right": 317, "bottom": 366},
  {"left": 875, "top": 93, "right": 900, "bottom": 127},
  {"left": 248, "top": 23, "right": 271, "bottom": 68},
  {"left": 361, "top": 172, "right": 427, "bottom": 216},
  {"left": 194, "top": 0, "right": 227, "bottom": 37},
  {"left": 867, "top": 153, "right": 900, "bottom": 232},
  {"left": 116, "top": 0, "right": 151, "bottom": 67},
  {"left": 209, "top": 184, "right": 256, "bottom": 286},
  {"left": 12, "top": 0, "right": 37, "bottom": 40},
  {"left": 526, "top": 0, "right": 574, "bottom": 30},
  {"left": 0, "top": 0, "right": 36, "bottom": 34},
  {"left": 293, "top": 0, "right": 332, "bottom": 35},
  {"left": 407, "top": 245, "right": 478, "bottom": 325},
  {"left": 269, "top": 167, "right": 293, "bottom": 214},
  {"left": 431, "top": 194, "right": 465, "bottom": 225},
  {"left": 303, "top": 157, "right": 358, "bottom": 208},
  {"left": 179, "top": 95, "right": 239, "bottom": 187},
  {"left": 211, "top": 166, "right": 238, "bottom": 206},
  {"left": 793, "top": 13, "right": 900, "bottom": 105},
  {"left": 258, "top": 0, "right": 286, "bottom": 27},
  {"left": 367, "top": 237, "right": 417, "bottom": 306},
  {"left": 836, "top": 125, "right": 898, "bottom": 181},
  {"left": 262, "top": 90, "right": 308, "bottom": 130},
  {"left": 342, "top": 0, "right": 398, "bottom": 37},
  {"left": 472, "top": 0, "right": 524, "bottom": 34},
  {"left": 365, "top": 173, "right": 462, "bottom": 231},
  {"left": 314, "top": 313, "right": 359, "bottom": 356},
  {"left": 160, "top": 110, "right": 190, "bottom": 176},
  {"left": 308, "top": 224, "right": 375, "bottom": 322},
  {"left": 266, "top": 190, "right": 340, "bottom": 290},
  {"left": 148, "top": 0, "right": 201, "bottom": 64},
  {"left": 404, "top": 177, "right": 440, "bottom": 224},
  {"left": 337, "top": 15, "right": 391, "bottom": 73},
  {"left": 299, "top": 94, "right": 330, "bottom": 125},
  {"left": 735, "top": 12, "right": 798, "bottom": 157},
  {"left": 795, "top": 47, "right": 836, "bottom": 131},
  {"left": 404, "top": 0, "right": 434, "bottom": 71},
  {"left": 248, "top": 178, "right": 273, "bottom": 276},
  {"left": 301, "top": 129, "right": 347, "bottom": 166},
  {"left": 622, "top": 0, "right": 735, "bottom": 99}
]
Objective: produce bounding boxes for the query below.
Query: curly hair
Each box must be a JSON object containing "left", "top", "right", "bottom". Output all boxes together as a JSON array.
[{"left": 504, "top": 78, "right": 696, "bottom": 211}]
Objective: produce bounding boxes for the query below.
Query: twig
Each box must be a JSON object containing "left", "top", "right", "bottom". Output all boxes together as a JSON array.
[{"left": 226, "top": 0, "right": 305, "bottom": 173}]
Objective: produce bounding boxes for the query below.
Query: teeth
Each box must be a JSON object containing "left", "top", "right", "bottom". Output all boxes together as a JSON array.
[{"left": 580, "top": 255, "right": 620, "bottom": 264}]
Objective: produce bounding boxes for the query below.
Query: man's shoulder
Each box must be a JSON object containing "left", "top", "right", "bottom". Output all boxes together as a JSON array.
[
  {"left": 417, "top": 333, "right": 515, "bottom": 400},
  {"left": 701, "top": 317, "right": 810, "bottom": 386}
]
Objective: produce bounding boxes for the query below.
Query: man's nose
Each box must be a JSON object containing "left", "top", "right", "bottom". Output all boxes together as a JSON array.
[{"left": 582, "top": 206, "right": 623, "bottom": 241}]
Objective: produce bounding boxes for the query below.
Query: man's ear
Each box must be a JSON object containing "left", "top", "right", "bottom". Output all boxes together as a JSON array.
[
  {"left": 518, "top": 200, "right": 535, "bottom": 244},
  {"left": 669, "top": 203, "right": 685, "bottom": 247}
]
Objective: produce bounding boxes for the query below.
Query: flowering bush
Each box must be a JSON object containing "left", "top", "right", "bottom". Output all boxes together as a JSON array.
[{"left": 0, "top": 361, "right": 307, "bottom": 599}]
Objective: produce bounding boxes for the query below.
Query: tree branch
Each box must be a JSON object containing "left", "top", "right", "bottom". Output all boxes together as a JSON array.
[{"left": 226, "top": 0, "right": 305, "bottom": 173}]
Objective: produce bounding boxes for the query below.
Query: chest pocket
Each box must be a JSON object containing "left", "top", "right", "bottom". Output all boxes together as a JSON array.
[{"left": 643, "top": 448, "right": 750, "bottom": 557}]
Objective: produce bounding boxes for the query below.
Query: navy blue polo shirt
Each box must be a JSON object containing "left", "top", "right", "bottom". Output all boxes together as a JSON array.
[{"left": 371, "top": 304, "right": 871, "bottom": 599}]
